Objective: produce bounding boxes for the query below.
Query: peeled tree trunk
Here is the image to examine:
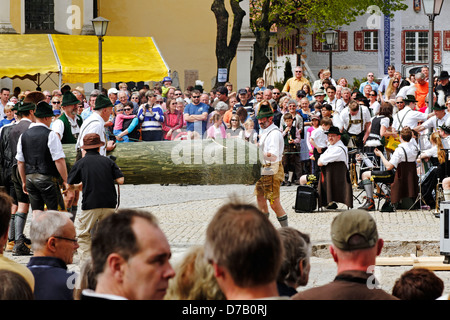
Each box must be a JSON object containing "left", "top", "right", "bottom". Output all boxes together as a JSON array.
[{"left": 63, "top": 139, "right": 261, "bottom": 185}]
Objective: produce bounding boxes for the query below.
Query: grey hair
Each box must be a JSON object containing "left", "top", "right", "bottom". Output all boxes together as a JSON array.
[
  {"left": 215, "top": 101, "right": 229, "bottom": 111},
  {"left": 341, "top": 87, "right": 351, "bottom": 94},
  {"left": 90, "top": 89, "right": 101, "bottom": 97},
  {"left": 30, "top": 211, "right": 72, "bottom": 251},
  {"left": 288, "top": 99, "right": 298, "bottom": 106},
  {"left": 415, "top": 72, "right": 424, "bottom": 80},
  {"left": 176, "top": 97, "right": 185, "bottom": 105}
]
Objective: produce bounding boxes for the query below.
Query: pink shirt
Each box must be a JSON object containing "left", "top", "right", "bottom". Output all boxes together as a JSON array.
[{"left": 114, "top": 113, "right": 136, "bottom": 130}]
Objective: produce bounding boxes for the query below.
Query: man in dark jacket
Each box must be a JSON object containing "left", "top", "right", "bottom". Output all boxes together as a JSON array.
[
  {"left": 291, "top": 209, "right": 398, "bottom": 300},
  {"left": 27, "top": 210, "right": 78, "bottom": 300}
]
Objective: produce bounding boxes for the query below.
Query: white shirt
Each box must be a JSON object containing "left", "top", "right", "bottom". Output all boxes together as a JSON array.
[
  {"left": 318, "top": 139, "right": 348, "bottom": 168},
  {"left": 328, "top": 98, "right": 344, "bottom": 114},
  {"left": 76, "top": 112, "right": 107, "bottom": 156},
  {"left": 369, "top": 101, "right": 380, "bottom": 116},
  {"left": 259, "top": 123, "right": 284, "bottom": 164},
  {"left": 389, "top": 141, "right": 419, "bottom": 168},
  {"left": 52, "top": 113, "right": 81, "bottom": 140},
  {"left": 16, "top": 122, "right": 65, "bottom": 162},
  {"left": 392, "top": 106, "right": 427, "bottom": 131},
  {"left": 340, "top": 106, "right": 371, "bottom": 135},
  {"left": 310, "top": 127, "right": 328, "bottom": 148},
  {"left": 423, "top": 113, "right": 449, "bottom": 131}
]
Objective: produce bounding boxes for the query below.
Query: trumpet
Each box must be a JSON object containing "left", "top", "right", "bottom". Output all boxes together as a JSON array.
[
  {"left": 436, "top": 178, "right": 444, "bottom": 214},
  {"left": 350, "top": 162, "right": 358, "bottom": 187}
]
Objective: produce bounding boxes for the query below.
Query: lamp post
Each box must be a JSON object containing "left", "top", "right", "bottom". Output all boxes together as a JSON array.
[
  {"left": 91, "top": 16, "right": 110, "bottom": 94},
  {"left": 324, "top": 28, "right": 338, "bottom": 78},
  {"left": 423, "top": 0, "right": 443, "bottom": 113},
  {"left": 296, "top": 45, "right": 302, "bottom": 68}
]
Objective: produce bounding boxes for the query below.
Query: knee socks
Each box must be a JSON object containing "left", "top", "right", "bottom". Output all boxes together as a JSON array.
[
  {"left": 277, "top": 214, "right": 288, "bottom": 227},
  {"left": 8, "top": 215, "right": 15, "bottom": 241},
  {"left": 362, "top": 179, "right": 373, "bottom": 200},
  {"left": 14, "top": 212, "right": 27, "bottom": 241}
]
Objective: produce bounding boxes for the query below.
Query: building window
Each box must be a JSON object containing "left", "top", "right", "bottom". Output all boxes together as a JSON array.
[
  {"left": 25, "top": 0, "right": 55, "bottom": 33},
  {"left": 266, "top": 46, "right": 275, "bottom": 62},
  {"left": 404, "top": 31, "right": 428, "bottom": 63},
  {"left": 364, "top": 31, "right": 378, "bottom": 51}
]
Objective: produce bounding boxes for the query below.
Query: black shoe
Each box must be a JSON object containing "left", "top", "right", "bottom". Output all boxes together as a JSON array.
[
  {"left": 325, "top": 202, "right": 338, "bottom": 210},
  {"left": 281, "top": 181, "right": 286, "bottom": 186},
  {"left": 12, "top": 235, "right": 33, "bottom": 256},
  {"left": 359, "top": 198, "right": 375, "bottom": 211},
  {"left": 286, "top": 181, "right": 292, "bottom": 186}
]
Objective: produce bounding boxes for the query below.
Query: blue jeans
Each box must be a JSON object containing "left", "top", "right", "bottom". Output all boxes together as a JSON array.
[{"left": 113, "top": 129, "right": 129, "bottom": 143}]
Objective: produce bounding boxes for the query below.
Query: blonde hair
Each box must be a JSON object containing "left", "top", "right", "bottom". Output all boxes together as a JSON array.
[
  {"left": 430, "top": 132, "right": 446, "bottom": 164},
  {"left": 164, "top": 246, "right": 225, "bottom": 300}
]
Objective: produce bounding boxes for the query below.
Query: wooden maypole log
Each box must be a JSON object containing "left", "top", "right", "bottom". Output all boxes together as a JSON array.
[{"left": 62, "top": 139, "right": 262, "bottom": 185}]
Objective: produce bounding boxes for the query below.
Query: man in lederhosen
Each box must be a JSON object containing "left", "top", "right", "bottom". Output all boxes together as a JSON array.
[
  {"left": 359, "top": 127, "right": 419, "bottom": 211},
  {"left": 16, "top": 101, "right": 70, "bottom": 216},
  {"left": 340, "top": 100, "right": 372, "bottom": 150},
  {"left": 254, "top": 100, "right": 288, "bottom": 227},
  {"left": 7, "top": 94, "right": 42, "bottom": 256},
  {"left": 52, "top": 91, "right": 83, "bottom": 220}
]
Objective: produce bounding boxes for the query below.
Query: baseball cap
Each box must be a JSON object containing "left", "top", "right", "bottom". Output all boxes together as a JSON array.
[
  {"left": 238, "top": 88, "right": 248, "bottom": 95},
  {"left": 108, "top": 88, "right": 119, "bottom": 95},
  {"left": 330, "top": 209, "right": 379, "bottom": 251}
]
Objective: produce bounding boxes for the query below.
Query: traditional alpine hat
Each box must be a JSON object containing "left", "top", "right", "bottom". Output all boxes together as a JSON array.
[
  {"left": 403, "top": 95, "right": 418, "bottom": 103},
  {"left": 256, "top": 103, "right": 274, "bottom": 119},
  {"left": 94, "top": 94, "right": 114, "bottom": 110},
  {"left": 61, "top": 91, "right": 80, "bottom": 107},
  {"left": 325, "top": 126, "right": 342, "bottom": 135},
  {"left": 81, "top": 133, "right": 105, "bottom": 150},
  {"left": 34, "top": 101, "right": 54, "bottom": 118}
]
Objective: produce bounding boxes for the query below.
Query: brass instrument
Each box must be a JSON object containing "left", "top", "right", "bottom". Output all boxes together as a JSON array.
[
  {"left": 436, "top": 178, "right": 444, "bottom": 214},
  {"left": 350, "top": 161, "right": 358, "bottom": 188}
]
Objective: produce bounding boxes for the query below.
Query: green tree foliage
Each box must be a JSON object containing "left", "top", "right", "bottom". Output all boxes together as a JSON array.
[{"left": 249, "top": 0, "right": 408, "bottom": 85}]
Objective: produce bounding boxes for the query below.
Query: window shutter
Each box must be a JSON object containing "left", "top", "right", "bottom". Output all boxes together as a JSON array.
[
  {"left": 339, "top": 31, "right": 348, "bottom": 51},
  {"left": 444, "top": 31, "right": 450, "bottom": 51},
  {"left": 354, "top": 31, "right": 364, "bottom": 51},
  {"left": 312, "top": 33, "right": 321, "bottom": 52},
  {"left": 434, "top": 31, "right": 441, "bottom": 63}
]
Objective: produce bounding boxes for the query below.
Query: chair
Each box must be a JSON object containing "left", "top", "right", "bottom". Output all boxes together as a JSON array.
[{"left": 318, "top": 161, "right": 353, "bottom": 209}]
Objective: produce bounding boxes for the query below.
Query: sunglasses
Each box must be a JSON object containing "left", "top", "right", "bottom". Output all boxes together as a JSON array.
[
  {"left": 117, "top": 109, "right": 124, "bottom": 112},
  {"left": 124, "top": 108, "right": 132, "bottom": 111},
  {"left": 231, "top": 119, "right": 238, "bottom": 121},
  {"left": 369, "top": 94, "right": 376, "bottom": 96},
  {"left": 396, "top": 101, "right": 404, "bottom": 104},
  {"left": 192, "top": 96, "right": 200, "bottom": 98},
  {"left": 52, "top": 101, "right": 61, "bottom": 104},
  {"left": 393, "top": 81, "right": 399, "bottom": 84}
]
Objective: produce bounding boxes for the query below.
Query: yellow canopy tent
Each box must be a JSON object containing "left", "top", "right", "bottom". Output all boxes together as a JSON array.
[
  {"left": 51, "top": 35, "right": 169, "bottom": 84},
  {"left": 0, "top": 34, "right": 168, "bottom": 87},
  {"left": 0, "top": 34, "right": 59, "bottom": 81}
]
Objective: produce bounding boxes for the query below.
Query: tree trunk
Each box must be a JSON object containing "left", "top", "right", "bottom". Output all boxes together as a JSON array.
[
  {"left": 211, "top": 0, "right": 246, "bottom": 89},
  {"left": 63, "top": 139, "right": 261, "bottom": 185},
  {"left": 250, "top": 0, "right": 271, "bottom": 86}
]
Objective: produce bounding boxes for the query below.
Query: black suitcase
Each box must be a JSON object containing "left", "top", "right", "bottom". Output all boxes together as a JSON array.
[{"left": 293, "top": 185, "right": 318, "bottom": 213}]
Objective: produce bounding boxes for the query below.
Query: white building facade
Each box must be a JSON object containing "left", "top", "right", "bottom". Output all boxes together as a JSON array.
[{"left": 272, "top": 2, "right": 450, "bottom": 86}]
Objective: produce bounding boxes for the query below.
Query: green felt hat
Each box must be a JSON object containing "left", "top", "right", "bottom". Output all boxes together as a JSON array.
[
  {"left": 34, "top": 101, "right": 54, "bottom": 118},
  {"left": 256, "top": 103, "right": 274, "bottom": 119},
  {"left": 17, "top": 100, "right": 36, "bottom": 112},
  {"left": 61, "top": 91, "right": 80, "bottom": 107},
  {"left": 94, "top": 94, "right": 113, "bottom": 110}
]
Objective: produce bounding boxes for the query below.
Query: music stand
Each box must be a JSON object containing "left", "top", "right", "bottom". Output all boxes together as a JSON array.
[{"left": 407, "top": 136, "right": 430, "bottom": 212}]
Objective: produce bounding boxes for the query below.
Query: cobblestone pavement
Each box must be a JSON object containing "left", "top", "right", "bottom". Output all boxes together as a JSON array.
[{"left": 6, "top": 183, "right": 450, "bottom": 295}]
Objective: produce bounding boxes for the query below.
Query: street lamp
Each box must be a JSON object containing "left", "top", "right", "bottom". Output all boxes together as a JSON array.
[
  {"left": 296, "top": 45, "right": 302, "bottom": 68},
  {"left": 423, "top": 0, "right": 443, "bottom": 113},
  {"left": 324, "top": 28, "right": 338, "bottom": 78},
  {"left": 91, "top": 16, "right": 110, "bottom": 94}
]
